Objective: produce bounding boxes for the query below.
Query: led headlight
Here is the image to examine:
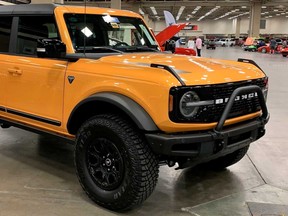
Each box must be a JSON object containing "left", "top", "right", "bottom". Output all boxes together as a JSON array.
[{"left": 179, "top": 91, "right": 200, "bottom": 118}]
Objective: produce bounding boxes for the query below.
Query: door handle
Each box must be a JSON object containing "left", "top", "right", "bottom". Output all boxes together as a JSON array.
[{"left": 8, "top": 69, "right": 22, "bottom": 75}]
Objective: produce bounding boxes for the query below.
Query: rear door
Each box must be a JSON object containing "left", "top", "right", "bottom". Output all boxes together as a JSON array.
[{"left": 4, "top": 15, "right": 68, "bottom": 128}]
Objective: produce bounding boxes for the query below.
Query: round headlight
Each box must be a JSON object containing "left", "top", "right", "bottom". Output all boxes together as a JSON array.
[{"left": 179, "top": 91, "right": 200, "bottom": 118}]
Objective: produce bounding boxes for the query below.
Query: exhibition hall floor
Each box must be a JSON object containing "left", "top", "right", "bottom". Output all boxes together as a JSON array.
[{"left": 0, "top": 47, "right": 288, "bottom": 216}]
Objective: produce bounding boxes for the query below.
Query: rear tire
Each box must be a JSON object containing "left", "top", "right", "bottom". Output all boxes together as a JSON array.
[
  {"left": 203, "top": 145, "right": 249, "bottom": 170},
  {"left": 75, "top": 114, "right": 159, "bottom": 211},
  {"left": 283, "top": 54, "right": 287, "bottom": 57}
]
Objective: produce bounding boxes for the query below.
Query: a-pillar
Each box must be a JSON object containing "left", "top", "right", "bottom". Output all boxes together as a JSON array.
[
  {"left": 111, "top": 0, "right": 121, "bottom": 10},
  {"left": 248, "top": 1, "right": 261, "bottom": 37},
  {"left": 31, "top": 0, "right": 63, "bottom": 3}
]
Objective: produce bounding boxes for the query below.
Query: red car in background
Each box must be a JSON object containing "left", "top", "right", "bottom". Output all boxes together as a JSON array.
[
  {"left": 258, "top": 44, "right": 282, "bottom": 53},
  {"left": 281, "top": 47, "right": 288, "bottom": 57},
  {"left": 155, "top": 23, "right": 196, "bottom": 56}
]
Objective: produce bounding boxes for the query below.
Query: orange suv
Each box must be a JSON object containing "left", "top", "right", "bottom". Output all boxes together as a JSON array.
[{"left": 0, "top": 4, "right": 269, "bottom": 211}]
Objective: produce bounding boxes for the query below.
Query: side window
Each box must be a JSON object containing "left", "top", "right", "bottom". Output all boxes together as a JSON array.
[
  {"left": 0, "top": 17, "right": 13, "bottom": 53},
  {"left": 17, "top": 16, "right": 59, "bottom": 56}
]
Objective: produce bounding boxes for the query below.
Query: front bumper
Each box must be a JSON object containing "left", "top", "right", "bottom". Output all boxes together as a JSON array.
[{"left": 146, "top": 85, "right": 269, "bottom": 158}]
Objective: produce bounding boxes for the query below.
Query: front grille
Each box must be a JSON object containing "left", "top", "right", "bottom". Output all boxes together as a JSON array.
[{"left": 170, "top": 78, "right": 266, "bottom": 123}]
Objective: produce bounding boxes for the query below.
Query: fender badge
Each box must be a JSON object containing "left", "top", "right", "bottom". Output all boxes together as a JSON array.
[{"left": 68, "top": 76, "right": 75, "bottom": 84}]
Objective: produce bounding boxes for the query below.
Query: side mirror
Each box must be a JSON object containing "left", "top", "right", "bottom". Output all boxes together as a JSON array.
[{"left": 37, "top": 39, "right": 66, "bottom": 58}]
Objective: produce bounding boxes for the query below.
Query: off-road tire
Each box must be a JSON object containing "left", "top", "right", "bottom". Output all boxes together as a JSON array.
[
  {"left": 283, "top": 54, "right": 287, "bottom": 57},
  {"left": 75, "top": 114, "right": 159, "bottom": 211},
  {"left": 204, "top": 145, "right": 249, "bottom": 170}
]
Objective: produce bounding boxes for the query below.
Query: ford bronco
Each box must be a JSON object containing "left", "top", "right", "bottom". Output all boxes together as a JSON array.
[{"left": 0, "top": 4, "right": 269, "bottom": 211}]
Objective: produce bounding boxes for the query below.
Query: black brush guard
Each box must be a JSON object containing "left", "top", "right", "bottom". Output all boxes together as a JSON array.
[{"left": 145, "top": 85, "right": 269, "bottom": 159}]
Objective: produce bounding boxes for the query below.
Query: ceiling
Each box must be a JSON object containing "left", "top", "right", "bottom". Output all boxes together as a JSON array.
[
  {"left": 1, "top": 0, "right": 288, "bottom": 21},
  {"left": 64, "top": 0, "right": 288, "bottom": 21}
]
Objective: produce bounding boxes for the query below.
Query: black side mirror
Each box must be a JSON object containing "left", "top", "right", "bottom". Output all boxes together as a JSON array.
[{"left": 37, "top": 39, "right": 66, "bottom": 58}]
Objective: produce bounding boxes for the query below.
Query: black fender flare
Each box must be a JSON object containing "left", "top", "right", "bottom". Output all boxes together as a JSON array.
[{"left": 67, "top": 92, "right": 159, "bottom": 133}]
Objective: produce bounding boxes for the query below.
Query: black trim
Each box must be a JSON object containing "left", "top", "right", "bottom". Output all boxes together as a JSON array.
[
  {"left": 67, "top": 92, "right": 159, "bottom": 134},
  {"left": 0, "top": 118, "right": 74, "bottom": 143},
  {"left": 0, "top": 4, "right": 56, "bottom": 15},
  {"left": 9, "top": 16, "right": 19, "bottom": 53},
  {"left": 151, "top": 63, "right": 186, "bottom": 86},
  {"left": 146, "top": 119, "right": 266, "bottom": 157},
  {"left": 6, "top": 108, "right": 61, "bottom": 126},
  {"left": 238, "top": 58, "right": 264, "bottom": 73},
  {"left": 0, "top": 106, "right": 5, "bottom": 112}
]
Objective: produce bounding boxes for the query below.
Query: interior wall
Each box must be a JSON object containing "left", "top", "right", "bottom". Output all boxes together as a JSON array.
[{"left": 153, "top": 17, "right": 288, "bottom": 36}]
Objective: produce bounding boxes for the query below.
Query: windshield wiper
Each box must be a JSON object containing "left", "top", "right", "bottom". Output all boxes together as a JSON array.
[
  {"left": 122, "top": 46, "right": 159, "bottom": 52},
  {"left": 76, "top": 46, "right": 123, "bottom": 54}
]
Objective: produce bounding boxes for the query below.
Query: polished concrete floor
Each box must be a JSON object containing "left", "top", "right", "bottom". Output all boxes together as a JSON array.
[{"left": 1, "top": 47, "right": 288, "bottom": 216}]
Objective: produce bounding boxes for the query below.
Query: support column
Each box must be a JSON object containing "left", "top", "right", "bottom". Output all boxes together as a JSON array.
[
  {"left": 111, "top": 0, "right": 121, "bottom": 10},
  {"left": 235, "top": 18, "right": 241, "bottom": 38},
  {"left": 248, "top": 1, "right": 261, "bottom": 37}
]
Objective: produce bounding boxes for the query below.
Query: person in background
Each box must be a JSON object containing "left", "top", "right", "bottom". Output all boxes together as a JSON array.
[
  {"left": 195, "top": 36, "right": 202, "bottom": 57},
  {"left": 282, "top": 39, "right": 287, "bottom": 49},
  {"left": 269, "top": 38, "right": 277, "bottom": 54},
  {"left": 187, "top": 37, "right": 195, "bottom": 50}
]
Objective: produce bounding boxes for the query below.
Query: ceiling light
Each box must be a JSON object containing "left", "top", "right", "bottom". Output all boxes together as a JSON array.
[
  {"left": 150, "top": 7, "right": 157, "bottom": 15},
  {"left": 262, "top": 6, "right": 267, "bottom": 9},
  {"left": 197, "top": 16, "right": 205, "bottom": 21},
  {"left": 274, "top": 9, "right": 279, "bottom": 12},
  {"left": 215, "top": 8, "right": 240, "bottom": 20},
  {"left": 241, "top": 6, "right": 247, "bottom": 9},
  {"left": 176, "top": 6, "right": 185, "bottom": 20},
  {"left": 281, "top": 13, "right": 285, "bottom": 15}
]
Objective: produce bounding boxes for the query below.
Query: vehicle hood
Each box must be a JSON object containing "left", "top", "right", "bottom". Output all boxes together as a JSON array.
[{"left": 99, "top": 53, "right": 265, "bottom": 86}]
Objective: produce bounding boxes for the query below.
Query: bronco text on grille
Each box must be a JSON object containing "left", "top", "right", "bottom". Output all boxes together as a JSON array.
[{"left": 169, "top": 77, "right": 267, "bottom": 123}]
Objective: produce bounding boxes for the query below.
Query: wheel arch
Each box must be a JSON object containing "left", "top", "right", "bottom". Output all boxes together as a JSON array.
[{"left": 67, "top": 92, "right": 159, "bottom": 135}]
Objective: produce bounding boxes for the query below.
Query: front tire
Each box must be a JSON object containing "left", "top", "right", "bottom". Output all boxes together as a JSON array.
[
  {"left": 204, "top": 145, "right": 249, "bottom": 170},
  {"left": 75, "top": 114, "right": 159, "bottom": 211}
]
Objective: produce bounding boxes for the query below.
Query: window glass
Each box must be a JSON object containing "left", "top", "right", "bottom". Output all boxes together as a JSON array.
[
  {"left": 64, "top": 14, "right": 158, "bottom": 53},
  {"left": 17, "top": 16, "right": 59, "bottom": 55},
  {"left": 0, "top": 17, "right": 13, "bottom": 52}
]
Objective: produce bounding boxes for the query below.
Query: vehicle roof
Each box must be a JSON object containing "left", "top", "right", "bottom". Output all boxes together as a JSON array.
[
  {"left": 0, "top": 4, "right": 141, "bottom": 17},
  {"left": 0, "top": 4, "right": 56, "bottom": 15}
]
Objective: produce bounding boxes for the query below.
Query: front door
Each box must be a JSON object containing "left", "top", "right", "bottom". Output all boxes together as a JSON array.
[{"left": 4, "top": 15, "right": 67, "bottom": 128}]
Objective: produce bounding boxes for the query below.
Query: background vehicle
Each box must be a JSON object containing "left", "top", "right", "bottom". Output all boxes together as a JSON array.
[
  {"left": 258, "top": 44, "right": 282, "bottom": 53},
  {"left": 215, "top": 38, "right": 235, "bottom": 46},
  {"left": 281, "top": 47, "right": 288, "bottom": 57},
  {"left": 206, "top": 39, "right": 216, "bottom": 49},
  {"left": 155, "top": 23, "right": 196, "bottom": 56}
]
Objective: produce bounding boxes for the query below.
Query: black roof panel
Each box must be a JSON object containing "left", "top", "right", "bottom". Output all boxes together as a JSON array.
[{"left": 0, "top": 4, "right": 57, "bottom": 15}]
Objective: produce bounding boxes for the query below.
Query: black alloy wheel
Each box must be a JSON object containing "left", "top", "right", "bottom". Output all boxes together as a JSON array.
[{"left": 75, "top": 114, "right": 159, "bottom": 211}]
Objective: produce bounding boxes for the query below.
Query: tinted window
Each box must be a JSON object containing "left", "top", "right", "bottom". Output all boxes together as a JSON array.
[
  {"left": 0, "top": 17, "right": 13, "bottom": 52},
  {"left": 17, "top": 16, "right": 59, "bottom": 56}
]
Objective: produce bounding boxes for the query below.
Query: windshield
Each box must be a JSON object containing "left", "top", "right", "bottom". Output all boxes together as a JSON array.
[{"left": 64, "top": 14, "right": 159, "bottom": 53}]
